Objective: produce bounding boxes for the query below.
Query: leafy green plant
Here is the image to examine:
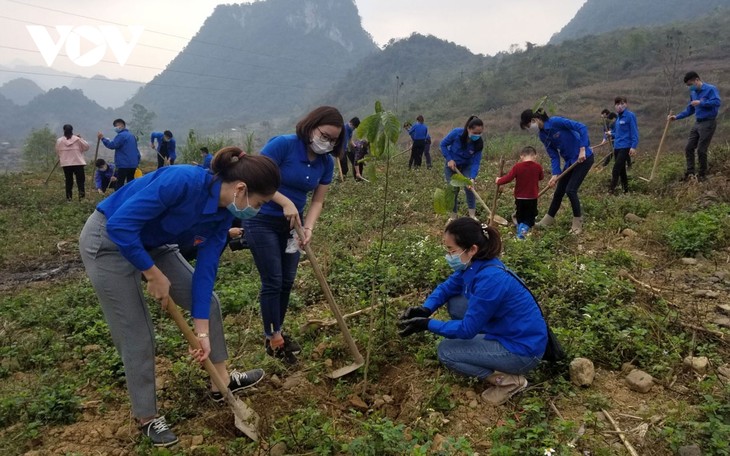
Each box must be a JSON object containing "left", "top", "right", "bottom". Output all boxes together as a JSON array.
[
  {"left": 22, "top": 126, "right": 56, "bottom": 170},
  {"left": 664, "top": 204, "right": 730, "bottom": 256}
]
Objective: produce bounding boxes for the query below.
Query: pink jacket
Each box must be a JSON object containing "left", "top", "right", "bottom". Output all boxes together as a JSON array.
[{"left": 55, "top": 135, "right": 90, "bottom": 167}]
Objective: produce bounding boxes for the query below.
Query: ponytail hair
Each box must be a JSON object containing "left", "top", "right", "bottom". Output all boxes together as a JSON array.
[
  {"left": 210, "top": 146, "right": 280, "bottom": 195},
  {"left": 445, "top": 217, "right": 501, "bottom": 260},
  {"left": 460, "top": 115, "right": 484, "bottom": 145},
  {"left": 63, "top": 124, "right": 73, "bottom": 139}
]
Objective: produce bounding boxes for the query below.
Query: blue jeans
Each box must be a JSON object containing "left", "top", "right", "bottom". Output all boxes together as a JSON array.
[
  {"left": 243, "top": 214, "right": 300, "bottom": 336},
  {"left": 436, "top": 295, "right": 542, "bottom": 379},
  {"left": 444, "top": 163, "right": 476, "bottom": 211}
]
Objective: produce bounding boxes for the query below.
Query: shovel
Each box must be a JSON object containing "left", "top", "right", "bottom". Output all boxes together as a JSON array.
[
  {"left": 93, "top": 137, "right": 101, "bottom": 163},
  {"left": 300, "top": 304, "right": 381, "bottom": 333},
  {"left": 166, "top": 300, "right": 260, "bottom": 441},
  {"left": 489, "top": 157, "right": 506, "bottom": 226},
  {"left": 639, "top": 115, "right": 671, "bottom": 183},
  {"left": 453, "top": 169, "right": 509, "bottom": 225},
  {"left": 537, "top": 160, "right": 581, "bottom": 198},
  {"left": 294, "top": 224, "right": 364, "bottom": 378},
  {"left": 44, "top": 159, "right": 60, "bottom": 184}
]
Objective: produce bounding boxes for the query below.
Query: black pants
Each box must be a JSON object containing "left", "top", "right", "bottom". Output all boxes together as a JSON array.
[
  {"left": 340, "top": 149, "right": 357, "bottom": 177},
  {"left": 547, "top": 154, "right": 594, "bottom": 218},
  {"left": 115, "top": 167, "right": 136, "bottom": 189},
  {"left": 515, "top": 198, "right": 538, "bottom": 227},
  {"left": 409, "top": 139, "right": 426, "bottom": 169},
  {"left": 423, "top": 143, "right": 432, "bottom": 168},
  {"left": 610, "top": 148, "right": 631, "bottom": 192},
  {"left": 157, "top": 154, "right": 175, "bottom": 168},
  {"left": 62, "top": 165, "right": 85, "bottom": 200},
  {"left": 685, "top": 119, "right": 717, "bottom": 177}
]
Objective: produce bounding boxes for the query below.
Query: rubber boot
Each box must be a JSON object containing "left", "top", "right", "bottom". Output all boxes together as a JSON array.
[
  {"left": 468, "top": 208, "right": 478, "bottom": 221},
  {"left": 570, "top": 216, "right": 583, "bottom": 235},
  {"left": 534, "top": 214, "right": 554, "bottom": 228},
  {"left": 481, "top": 374, "right": 528, "bottom": 405}
]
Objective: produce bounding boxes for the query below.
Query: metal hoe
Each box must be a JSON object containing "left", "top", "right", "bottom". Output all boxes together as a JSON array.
[
  {"left": 639, "top": 115, "right": 671, "bottom": 183},
  {"left": 294, "top": 224, "right": 365, "bottom": 378},
  {"left": 166, "top": 300, "right": 260, "bottom": 441}
]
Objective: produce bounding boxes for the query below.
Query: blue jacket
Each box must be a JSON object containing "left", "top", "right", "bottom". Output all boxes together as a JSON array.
[
  {"left": 344, "top": 123, "right": 354, "bottom": 151},
  {"left": 676, "top": 82, "right": 722, "bottom": 121},
  {"left": 539, "top": 117, "right": 594, "bottom": 175},
  {"left": 102, "top": 128, "right": 140, "bottom": 169},
  {"left": 612, "top": 110, "right": 639, "bottom": 149},
  {"left": 439, "top": 128, "right": 484, "bottom": 179},
  {"left": 257, "top": 134, "right": 334, "bottom": 217},
  {"left": 94, "top": 163, "right": 115, "bottom": 189},
  {"left": 150, "top": 131, "right": 177, "bottom": 162},
  {"left": 198, "top": 153, "right": 213, "bottom": 170},
  {"left": 97, "top": 166, "right": 233, "bottom": 319},
  {"left": 408, "top": 122, "right": 429, "bottom": 141},
  {"left": 423, "top": 258, "right": 547, "bottom": 358}
]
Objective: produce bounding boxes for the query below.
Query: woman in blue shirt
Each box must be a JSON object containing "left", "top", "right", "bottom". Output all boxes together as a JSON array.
[
  {"left": 520, "top": 109, "right": 594, "bottom": 234},
  {"left": 244, "top": 106, "right": 344, "bottom": 364},
  {"left": 78, "top": 147, "right": 280, "bottom": 447},
  {"left": 407, "top": 115, "right": 429, "bottom": 170},
  {"left": 440, "top": 115, "right": 485, "bottom": 220},
  {"left": 398, "top": 218, "right": 547, "bottom": 405}
]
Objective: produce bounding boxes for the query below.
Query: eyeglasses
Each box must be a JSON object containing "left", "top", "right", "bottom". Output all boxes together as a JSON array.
[
  {"left": 317, "top": 127, "right": 337, "bottom": 145},
  {"left": 442, "top": 246, "right": 465, "bottom": 256}
]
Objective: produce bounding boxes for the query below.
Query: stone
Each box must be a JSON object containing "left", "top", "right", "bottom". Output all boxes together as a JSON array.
[
  {"left": 270, "top": 442, "right": 288, "bottom": 456},
  {"left": 624, "top": 213, "right": 644, "bottom": 223},
  {"left": 717, "top": 304, "right": 730, "bottom": 316},
  {"left": 622, "top": 228, "right": 638, "bottom": 237},
  {"left": 569, "top": 358, "right": 595, "bottom": 386},
  {"left": 621, "top": 362, "right": 637, "bottom": 374},
  {"left": 348, "top": 394, "right": 368, "bottom": 410},
  {"left": 430, "top": 434, "right": 446, "bottom": 453},
  {"left": 383, "top": 394, "right": 394, "bottom": 404},
  {"left": 469, "top": 399, "right": 478, "bottom": 408},
  {"left": 714, "top": 271, "right": 728, "bottom": 280},
  {"left": 714, "top": 316, "right": 730, "bottom": 329},
  {"left": 718, "top": 364, "right": 730, "bottom": 380},
  {"left": 282, "top": 373, "right": 303, "bottom": 390},
  {"left": 625, "top": 369, "right": 654, "bottom": 393},
  {"left": 681, "top": 258, "right": 698, "bottom": 265},
  {"left": 269, "top": 374, "right": 282, "bottom": 387},
  {"left": 465, "top": 390, "right": 478, "bottom": 400},
  {"left": 191, "top": 435, "right": 204, "bottom": 446},
  {"left": 373, "top": 398, "right": 385, "bottom": 409},
  {"left": 704, "top": 290, "right": 720, "bottom": 299},
  {"left": 678, "top": 444, "right": 702, "bottom": 456},
  {"left": 683, "top": 356, "right": 709, "bottom": 375}
]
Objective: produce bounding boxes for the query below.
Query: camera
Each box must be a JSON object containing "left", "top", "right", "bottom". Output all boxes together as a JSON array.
[{"left": 228, "top": 235, "right": 249, "bottom": 251}]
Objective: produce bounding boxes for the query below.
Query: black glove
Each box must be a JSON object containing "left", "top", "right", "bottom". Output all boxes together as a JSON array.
[
  {"left": 397, "top": 317, "right": 430, "bottom": 337},
  {"left": 399, "top": 306, "right": 432, "bottom": 321}
]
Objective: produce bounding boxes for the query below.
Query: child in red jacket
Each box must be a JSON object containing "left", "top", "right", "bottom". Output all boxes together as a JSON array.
[{"left": 496, "top": 146, "right": 544, "bottom": 239}]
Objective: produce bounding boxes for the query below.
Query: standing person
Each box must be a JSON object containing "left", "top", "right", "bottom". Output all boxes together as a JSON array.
[
  {"left": 339, "top": 117, "right": 360, "bottom": 179},
  {"left": 151, "top": 130, "right": 177, "bottom": 168},
  {"left": 423, "top": 134, "right": 433, "bottom": 170},
  {"left": 440, "top": 115, "right": 485, "bottom": 220},
  {"left": 598, "top": 110, "right": 617, "bottom": 168},
  {"left": 495, "top": 146, "right": 544, "bottom": 239},
  {"left": 408, "top": 115, "right": 429, "bottom": 170},
  {"left": 668, "top": 71, "right": 722, "bottom": 182},
  {"left": 244, "top": 106, "right": 343, "bottom": 364},
  {"left": 79, "top": 147, "right": 279, "bottom": 447},
  {"left": 609, "top": 96, "right": 639, "bottom": 194},
  {"left": 398, "top": 218, "right": 547, "bottom": 405},
  {"left": 55, "top": 124, "right": 89, "bottom": 201},
  {"left": 94, "top": 158, "right": 116, "bottom": 194},
  {"left": 520, "top": 109, "right": 594, "bottom": 235},
  {"left": 98, "top": 119, "right": 140, "bottom": 189}
]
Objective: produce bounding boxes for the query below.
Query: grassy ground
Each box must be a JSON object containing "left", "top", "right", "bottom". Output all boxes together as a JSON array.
[{"left": 1, "top": 137, "right": 729, "bottom": 455}]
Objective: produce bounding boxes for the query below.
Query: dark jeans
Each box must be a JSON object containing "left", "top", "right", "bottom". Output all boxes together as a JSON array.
[
  {"left": 340, "top": 149, "right": 357, "bottom": 177},
  {"left": 409, "top": 139, "right": 426, "bottom": 169},
  {"left": 547, "top": 154, "right": 594, "bottom": 218},
  {"left": 115, "top": 167, "right": 136, "bottom": 189},
  {"left": 685, "top": 119, "right": 717, "bottom": 177},
  {"left": 515, "top": 198, "right": 538, "bottom": 226},
  {"left": 444, "top": 163, "right": 476, "bottom": 211},
  {"left": 423, "top": 142, "right": 432, "bottom": 168},
  {"left": 610, "top": 148, "right": 631, "bottom": 192},
  {"left": 62, "top": 165, "right": 85, "bottom": 200},
  {"left": 243, "top": 214, "right": 300, "bottom": 336},
  {"left": 99, "top": 175, "right": 112, "bottom": 193}
]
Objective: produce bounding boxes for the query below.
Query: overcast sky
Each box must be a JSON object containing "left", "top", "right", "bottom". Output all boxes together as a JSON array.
[{"left": 0, "top": 0, "right": 586, "bottom": 83}]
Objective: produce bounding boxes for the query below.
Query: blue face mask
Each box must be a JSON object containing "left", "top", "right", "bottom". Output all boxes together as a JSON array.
[
  {"left": 114, "top": 127, "right": 123, "bottom": 133},
  {"left": 470, "top": 134, "right": 481, "bottom": 142},
  {"left": 689, "top": 85, "right": 699, "bottom": 92},
  {"left": 227, "top": 192, "right": 259, "bottom": 220},
  {"left": 445, "top": 250, "right": 467, "bottom": 271}
]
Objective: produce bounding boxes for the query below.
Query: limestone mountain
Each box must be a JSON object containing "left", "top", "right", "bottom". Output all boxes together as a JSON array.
[
  {"left": 126, "top": 0, "right": 377, "bottom": 131},
  {"left": 0, "top": 78, "right": 44, "bottom": 105}
]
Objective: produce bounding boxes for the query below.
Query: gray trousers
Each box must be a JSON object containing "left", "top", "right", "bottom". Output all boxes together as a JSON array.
[
  {"left": 79, "top": 210, "right": 228, "bottom": 419},
  {"left": 685, "top": 119, "right": 717, "bottom": 177}
]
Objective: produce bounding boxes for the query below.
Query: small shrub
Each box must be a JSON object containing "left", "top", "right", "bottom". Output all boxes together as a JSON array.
[{"left": 664, "top": 204, "right": 730, "bottom": 256}]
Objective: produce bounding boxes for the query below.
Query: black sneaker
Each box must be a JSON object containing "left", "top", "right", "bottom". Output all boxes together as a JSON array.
[
  {"left": 139, "top": 416, "right": 178, "bottom": 447},
  {"left": 265, "top": 339, "right": 298, "bottom": 365},
  {"left": 211, "top": 368, "right": 265, "bottom": 403},
  {"left": 282, "top": 334, "right": 302, "bottom": 355}
]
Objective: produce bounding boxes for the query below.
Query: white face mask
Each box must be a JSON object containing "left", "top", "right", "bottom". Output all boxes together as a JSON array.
[
  {"left": 529, "top": 122, "right": 540, "bottom": 133},
  {"left": 311, "top": 135, "right": 334, "bottom": 154}
]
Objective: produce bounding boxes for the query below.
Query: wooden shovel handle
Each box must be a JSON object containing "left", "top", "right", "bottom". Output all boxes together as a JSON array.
[{"left": 538, "top": 159, "right": 581, "bottom": 198}]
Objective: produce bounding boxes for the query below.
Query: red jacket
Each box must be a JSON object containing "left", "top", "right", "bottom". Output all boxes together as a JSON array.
[{"left": 496, "top": 161, "right": 544, "bottom": 199}]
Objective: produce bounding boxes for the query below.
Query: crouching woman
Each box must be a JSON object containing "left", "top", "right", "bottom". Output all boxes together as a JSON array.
[{"left": 398, "top": 217, "right": 547, "bottom": 405}]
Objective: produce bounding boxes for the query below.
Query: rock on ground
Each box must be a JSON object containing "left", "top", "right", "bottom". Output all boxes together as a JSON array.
[
  {"left": 625, "top": 369, "right": 654, "bottom": 393},
  {"left": 569, "top": 358, "right": 595, "bottom": 386},
  {"left": 683, "top": 356, "right": 709, "bottom": 375}
]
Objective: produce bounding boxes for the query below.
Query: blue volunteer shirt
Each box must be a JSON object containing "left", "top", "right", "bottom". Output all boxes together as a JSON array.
[
  {"left": 408, "top": 122, "right": 429, "bottom": 141},
  {"left": 198, "top": 153, "right": 213, "bottom": 170},
  {"left": 97, "top": 165, "right": 233, "bottom": 319},
  {"left": 676, "top": 82, "right": 722, "bottom": 121},
  {"left": 423, "top": 258, "right": 547, "bottom": 358},
  {"left": 612, "top": 110, "right": 639, "bottom": 149},
  {"left": 539, "top": 117, "right": 594, "bottom": 175},
  {"left": 102, "top": 128, "right": 140, "bottom": 168},
  {"left": 150, "top": 131, "right": 177, "bottom": 162},
  {"left": 94, "top": 163, "right": 115, "bottom": 189},
  {"left": 439, "top": 128, "right": 484, "bottom": 179},
  {"left": 258, "top": 134, "right": 334, "bottom": 217}
]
